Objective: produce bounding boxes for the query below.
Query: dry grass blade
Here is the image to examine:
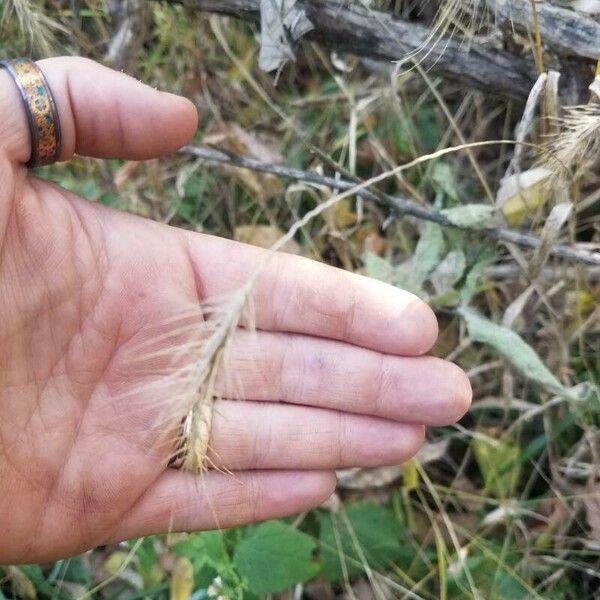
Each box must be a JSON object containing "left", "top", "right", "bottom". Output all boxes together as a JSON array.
[{"left": 428, "top": 0, "right": 490, "bottom": 48}]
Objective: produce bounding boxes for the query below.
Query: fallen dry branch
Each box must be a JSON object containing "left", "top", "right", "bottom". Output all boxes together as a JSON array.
[
  {"left": 179, "top": 144, "right": 600, "bottom": 266},
  {"left": 170, "top": 0, "right": 534, "bottom": 99},
  {"left": 493, "top": 0, "right": 600, "bottom": 61},
  {"left": 169, "top": 0, "right": 600, "bottom": 100}
]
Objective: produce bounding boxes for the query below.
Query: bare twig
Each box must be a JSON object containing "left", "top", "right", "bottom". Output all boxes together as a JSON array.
[{"left": 178, "top": 144, "right": 600, "bottom": 266}]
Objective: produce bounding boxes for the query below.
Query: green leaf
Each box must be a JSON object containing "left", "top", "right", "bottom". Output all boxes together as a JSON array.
[
  {"left": 320, "top": 502, "right": 410, "bottom": 581},
  {"left": 173, "top": 531, "right": 233, "bottom": 588},
  {"left": 233, "top": 521, "right": 319, "bottom": 596},
  {"left": 472, "top": 435, "right": 521, "bottom": 498},
  {"left": 62, "top": 556, "right": 92, "bottom": 587},
  {"left": 441, "top": 204, "right": 496, "bottom": 229},
  {"left": 363, "top": 252, "right": 395, "bottom": 284},
  {"left": 432, "top": 162, "right": 459, "bottom": 201},
  {"left": 448, "top": 548, "right": 531, "bottom": 600},
  {"left": 412, "top": 222, "right": 445, "bottom": 286},
  {"left": 458, "top": 307, "right": 564, "bottom": 392},
  {"left": 430, "top": 249, "right": 466, "bottom": 295},
  {"left": 174, "top": 531, "right": 229, "bottom": 568},
  {"left": 493, "top": 572, "right": 531, "bottom": 599},
  {"left": 460, "top": 251, "right": 494, "bottom": 302},
  {"left": 416, "top": 105, "right": 441, "bottom": 152}
]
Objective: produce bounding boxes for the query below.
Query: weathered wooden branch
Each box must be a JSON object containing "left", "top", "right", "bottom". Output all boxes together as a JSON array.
[
  {"left": 170, "top": 0, "right": 600, "bottom": 100},
  {"left": 171, "top": 0, "right": 538, "bottom": 99},
  {"left": 493, "top": 0, "right": 600, "bottom": 61},
  {"left": 179, "top": 144, "right": 600, "bottom": 266}
]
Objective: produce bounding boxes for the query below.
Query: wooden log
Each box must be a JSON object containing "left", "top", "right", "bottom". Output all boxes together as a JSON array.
[
  {"left": 171, "top": 0, "right": 538, "bottom": 99},
  {"left": 493, "top": 0, "right": 600, "bottom": 61}
]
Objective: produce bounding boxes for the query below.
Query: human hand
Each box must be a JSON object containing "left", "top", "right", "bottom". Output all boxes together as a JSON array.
[{"left": 0, "top": 57, "right": 471, "bottom": 564}]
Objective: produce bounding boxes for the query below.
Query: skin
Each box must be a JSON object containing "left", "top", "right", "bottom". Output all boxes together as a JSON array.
[{"left": 0, "top": 57, "right": 472, "bottom": 564}]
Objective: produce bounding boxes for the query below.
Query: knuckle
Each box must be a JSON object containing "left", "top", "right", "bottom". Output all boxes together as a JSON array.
[{"left": 368, "top": 354, "right": 391, "bottom": 416}]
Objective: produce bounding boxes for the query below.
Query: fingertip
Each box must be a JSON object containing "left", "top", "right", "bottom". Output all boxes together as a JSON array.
[
  {"left": 448, "top": 363, "right": 473, "bottom": 422},
  {"left": 368, "top": 422, "right": 426, "bottom": 466},
  {"left": 283, "top": 470, "right": 337, "bottom": 504},
  {"left": 160, "top": 92, "right": 199, "bottom": 150},
  {"left": 428, "top": 360, "right": 473, "bottom": 425},
  {"left": 34, "top": 57, "right": 199, "bottom": 161},
  {"left": 320, "top": 470, "right": 338, "bottom": 500},
  {"left": 396, "top": 296, "right": 439, "bottom": 356},
  {"left": 414, "top": 423, "right": 427, "bottom": 446}
]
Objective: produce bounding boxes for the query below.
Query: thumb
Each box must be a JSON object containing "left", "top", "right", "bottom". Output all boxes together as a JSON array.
[{"left": 0, "top": 56, "right": 198, "bottom": 164}]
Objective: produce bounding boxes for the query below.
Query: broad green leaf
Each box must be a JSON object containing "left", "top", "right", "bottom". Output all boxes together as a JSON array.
[
  {"left": 173, "top": 531, "right": 232, "bottom": 588},
  {"left": 459, "top": 307, "right": 564, "bottom": 392},
  {"left": 441, "top": 204, "right": 497, "bottom": 229},
  {"left": 173, "top": 531, "right": 229, "bottom": 569},
  {"left": 233, "top": 521, "right": 319, "bottom": 596},
  {"left": 449, "top": 551, "right": 531, "bottom": 600},
  {"left": 320, "top": 502, "right": 410, "bottom": 581},
  {"left": 493, "top": 572, "right": 531, "bottom": 599},
  {"left": 472, "top": 434, "right": 521, "bottom": 498},
  {"left": 412, "top": 222, "right": 445, "bottom": 285}
]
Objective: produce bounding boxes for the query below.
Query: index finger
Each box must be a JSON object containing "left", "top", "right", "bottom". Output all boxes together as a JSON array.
[{"left": 185, "top": 233, "right": 438, "bottom": 356}]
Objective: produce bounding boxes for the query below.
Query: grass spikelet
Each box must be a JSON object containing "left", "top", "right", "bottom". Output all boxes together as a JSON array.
[
  {"left": 112, "top": 140, "right": 526, "bottom": 474},
  {"left": 398, "top": 0, "right": 491, "bottom": 69},
  {"left": 1, "top": 0, "right": 63, "bottom": 56},
  {"left": 113, "top": 291, "right": 253, "bottom": 473},
  {"left": 546, "top": 103, "right": 600, "bottom": 180},
  {"left": 429, "top": 0, "right": 490, "bottom": 47}
]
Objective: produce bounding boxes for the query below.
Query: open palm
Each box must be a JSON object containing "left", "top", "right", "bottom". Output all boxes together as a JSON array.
[{"left": 0, "top": 58, "right": 471, "bottom": 564}]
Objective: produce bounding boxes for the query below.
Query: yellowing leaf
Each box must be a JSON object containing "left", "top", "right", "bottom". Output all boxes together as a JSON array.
[
  {"left": 103, "top": 551, "right": 131, "bottom": 575},
  {"left": 6, "top": 567, "right": 37, "bottom": 600},
  {"left": 329, "top": 197, "right": 357, "bottom": 229},
  {"left": 472, "top": 433, "right": 521, "bottom": 499},
  {"left": 170, "top": 557, "right": 194, "bottom": 600},
  {"left": 234, "top": 225, "right": 302, "bottom": 254},
  {"left": 496, "top": 168, "right": 552, "bottom": 225},
  {"left": 403, "top": 458, "right": 419, "bottom": 491}
]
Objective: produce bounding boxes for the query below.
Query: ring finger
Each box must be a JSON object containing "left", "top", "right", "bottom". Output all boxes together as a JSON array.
[{"left": 206, "top": 399, "right": 425, "bottom": 470}]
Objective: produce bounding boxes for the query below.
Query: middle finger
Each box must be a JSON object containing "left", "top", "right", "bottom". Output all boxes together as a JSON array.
[{"left": 217, "top": 329, "right": 472, "bottom": 426}]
